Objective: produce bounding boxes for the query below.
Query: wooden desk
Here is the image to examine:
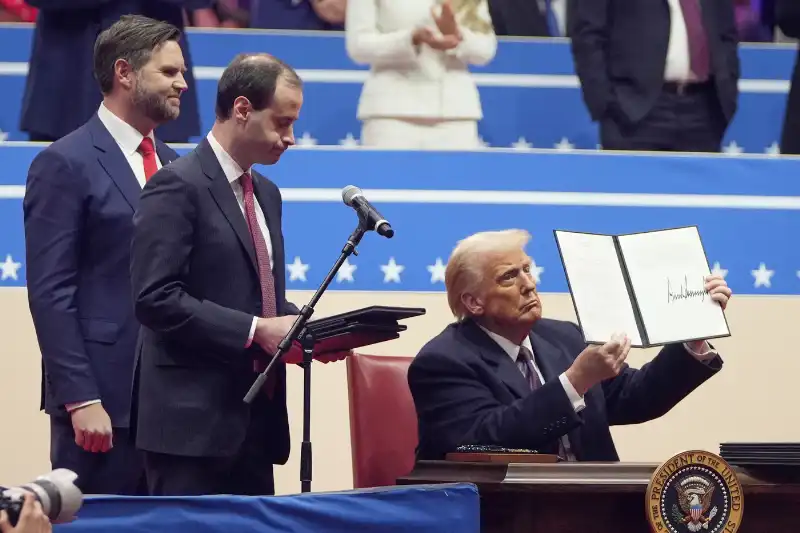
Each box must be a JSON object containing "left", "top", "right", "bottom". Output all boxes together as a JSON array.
[{"left": 398, "top": 461, "right": 800, "bottom": 533}]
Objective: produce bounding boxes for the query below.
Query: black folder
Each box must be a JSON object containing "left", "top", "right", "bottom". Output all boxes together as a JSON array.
[{"left": 303, "top": 305, "right": 426, "bottom": 354}]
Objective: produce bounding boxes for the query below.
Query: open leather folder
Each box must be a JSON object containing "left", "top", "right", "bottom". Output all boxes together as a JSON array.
[{"left": 282, "top": 305, "right": 426, "bottom": 364}]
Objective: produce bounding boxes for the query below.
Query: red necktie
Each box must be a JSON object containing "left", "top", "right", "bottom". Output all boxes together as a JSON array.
[
  {"left": 138, "top": 137, "right": 158, "bottom": 182},
  {"left": 678, "top": 0, "right": 710, "bottom": 81},
  {"left": 240, "top": 172, "right": 277, "bottom": 318},
  {"left": 241, "top": 172, "right": 279, "bottom": 396}
]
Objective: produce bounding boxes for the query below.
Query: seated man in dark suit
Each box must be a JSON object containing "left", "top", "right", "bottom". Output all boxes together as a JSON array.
[{"left": 407, "top": 229, "right": 732, "bottom": 461}]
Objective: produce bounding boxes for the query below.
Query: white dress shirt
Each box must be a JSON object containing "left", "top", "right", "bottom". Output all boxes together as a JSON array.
[
  {"left": 97, "top": 103, "right": 162, "bottom": 188},
  {"left": 66, "top": 105, "right": 165, "bottom": 413},
  {"left": 205, "top": 132, "right": 274, "bottom": 347},
  {"left": 664, "top": 0, "right": 695, "bottom": 82}
]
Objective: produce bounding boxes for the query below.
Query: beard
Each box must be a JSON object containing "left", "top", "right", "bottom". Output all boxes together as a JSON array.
[{"left": 131, "top": 78, "right": 180, "bottom": 124}]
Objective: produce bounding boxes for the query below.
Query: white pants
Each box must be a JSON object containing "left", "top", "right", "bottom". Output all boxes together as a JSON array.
[{"left": 360, "top": 118, "right": 480, "bottom": 150}]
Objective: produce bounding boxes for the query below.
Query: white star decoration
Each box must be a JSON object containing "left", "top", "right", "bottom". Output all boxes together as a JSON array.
[
  {"left": 723, "top": 141, "right": 744, "bottom": 155},
  {"left": 554, "top": 138, "right": 574, "bottom": 151},
  {"left": 286, "top": 257, "right": 309, "bottom": 282},
  {"left": 751, "top": 262, "right": 774, "bottom": 288},
  {"left": 427, "top": 258, "right": 447, "bottom": 284},
  {"left": 380, "top": 257, "right": 405, "bottom": 283},
  {"left": 530, "top": 259, "right": 544, "bottom": 284},
  {"left": 337, "top": 258, "right": 357, "bottom": 283},
  {"left": 710, "top": 262, "right": 728, "bottom": 279},
  {"left": 295, "top": 132, "right": 317, "bottom": 147},
  {"left": 765, "top": 142, "right": 780, "bottom": 156},
  {"left": 0, "top": 254, "right": 21, "bottom": 280},
  {"left": 338, "top": 133, "right": 360, "bottom": 148},
  {"left": 511, "top": 137, "right": 533, "bottom": 150}
]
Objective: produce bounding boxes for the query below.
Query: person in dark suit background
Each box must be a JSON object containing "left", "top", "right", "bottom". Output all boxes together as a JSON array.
[
  {"left": 23, "top": 15, "right": 185, "bottom": 495},
  {"left": 488, "top": 0, "right": 568, "bottom": 37},
  {"left": 19, "top": 0, "right": 215, "bottom": 143},
  {"left": 407, "top": 229, "right": 732, "bottom": 461},
  {"left": 569, "top": 0, "right": 740, "bottom": 152},
  {"left": 130, "top": 53, "right": 303, "bottom": 496},
  {"left": 776, "top": 0, "right": 800, "bottom": 154},
  {"left": 249, "top": 0, "right": 345, "bottom": 30}
]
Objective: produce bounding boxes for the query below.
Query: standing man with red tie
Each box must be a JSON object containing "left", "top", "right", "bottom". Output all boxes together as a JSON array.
[
  {"left": 23, "top": 15, "right": 186, "bottom": 495},
  {"left": 569, "top": 0, "right": 740, "bottom": 152},
  {"left": 129, "top": 53, "right": 303, "bottom": 496}
]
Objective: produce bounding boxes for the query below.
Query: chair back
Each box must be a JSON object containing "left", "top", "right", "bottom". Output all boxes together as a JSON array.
[{"left": 346, "top": 353, "right": 418, "bottom": 488}]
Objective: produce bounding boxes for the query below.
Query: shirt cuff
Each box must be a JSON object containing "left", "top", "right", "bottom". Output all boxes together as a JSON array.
[
  {"left": 559, "top": 372, "right": 586, "bottom": 413},
  {"left": 66, "top": 399, "right": 101, "bottom": 412},
  {"left": 683, "top": 341, "right": 717, "bottom": 362},
  {"left": 245, "top": 316, "right": 258, "bottom": 348}
]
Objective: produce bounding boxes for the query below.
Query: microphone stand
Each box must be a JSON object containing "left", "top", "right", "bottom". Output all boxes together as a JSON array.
[{"left": 243, "top": 216, "right": 369, "bottom": 494}]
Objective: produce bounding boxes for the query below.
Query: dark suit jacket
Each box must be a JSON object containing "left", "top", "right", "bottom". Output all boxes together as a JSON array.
[
  {"left": 569, "top": 0, "right": 740, "bottom": 125},
  {"left": 130, "top": 138, "right": 296, "bottom": 463},
  {"left": 407, "top": 318, "right": 721, "bottom": 461},
  {"left": 777, "top": 0, "right": 800, "bottom": 154},
  {"left": 487, "top": 0, "right": 556, "bottom": 37},
  {"left": 24, "top": 114, "right": 178, "bottom": 428},
  {"left": 20, "top": 0, "right": 210, "bottom": 142}
]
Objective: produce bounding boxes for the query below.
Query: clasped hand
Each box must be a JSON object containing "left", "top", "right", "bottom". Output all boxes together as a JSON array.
[{"left": 412, "top": 0, "right": 462, "bottom": 51}]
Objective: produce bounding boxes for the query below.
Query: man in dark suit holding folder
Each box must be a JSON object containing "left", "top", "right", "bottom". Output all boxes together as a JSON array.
[
  {"left": 407, "top": 229, "right": 732, "bottom": 461},
  {"left": 130, "top": 53, "right": 304, "bottom": 496}
]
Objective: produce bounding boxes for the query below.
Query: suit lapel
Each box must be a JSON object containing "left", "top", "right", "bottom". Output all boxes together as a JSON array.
[
  {"left": 89, "top": 115, "right": 141, "bottom": 211},
  {"left": 529, "top": 327, "right": 573, "bottom": 383},
  {"left": 155, "top": 140, "right": 176, "bottom": 168},
  {"left": 462, "top": 321, "right": 531, "bottom": 399},
  {"left": 197, "top": 140, "right": 259, "bottom": 274}
]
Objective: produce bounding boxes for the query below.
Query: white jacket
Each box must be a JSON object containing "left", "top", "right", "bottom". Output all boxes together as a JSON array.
[{"left": 345, "top": 0, "right": 497, "bottom": 121}]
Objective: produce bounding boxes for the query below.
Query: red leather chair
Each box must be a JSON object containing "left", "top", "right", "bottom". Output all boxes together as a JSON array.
[{"left": 346, "top": 353, "right": 418, "bottom": 488}]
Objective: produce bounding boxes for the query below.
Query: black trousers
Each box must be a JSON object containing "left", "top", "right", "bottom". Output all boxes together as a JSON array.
[
  {"left": 600, "top": 82, "right": 728, "bottom": 153},
  {"left": 50, "top": 416, "right": 145, "bottom": 495},
  {"left": 143, "top": 404, "right": 277, "bottom": 496}
]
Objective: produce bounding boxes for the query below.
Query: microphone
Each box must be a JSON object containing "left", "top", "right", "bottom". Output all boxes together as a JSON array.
[{"left": 341, "top": 185, "right": 394, "bottom": 238}]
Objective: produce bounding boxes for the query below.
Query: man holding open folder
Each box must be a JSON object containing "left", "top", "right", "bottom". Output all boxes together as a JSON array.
[{"left": 407, "top": 229, "right": 732, "bottom": 461}]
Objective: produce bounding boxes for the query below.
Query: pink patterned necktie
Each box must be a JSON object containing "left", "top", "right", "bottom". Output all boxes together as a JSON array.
[
  {"left": 516, "top": 346, "right": 542, "bottom": 390},
  {"left": 241, "top": 172, "right": 280, "bottom": 396},
  {"left": 240, "top": 171, "right": 277, "bottom": 318},
  {"left": 678, "top": 0, "right": 710, "bottom": 81}
]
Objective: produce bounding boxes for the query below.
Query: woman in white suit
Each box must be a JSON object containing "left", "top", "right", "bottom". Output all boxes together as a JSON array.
[{"left": 345, "top": 0, "right": 497, "bottom": 150}]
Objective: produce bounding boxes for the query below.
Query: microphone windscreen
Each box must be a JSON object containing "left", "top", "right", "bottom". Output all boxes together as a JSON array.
[{"left": 341, "top": 185, "right": 361, "bottom": 206}]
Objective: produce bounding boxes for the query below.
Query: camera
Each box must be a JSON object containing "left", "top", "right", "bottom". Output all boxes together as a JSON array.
[{"left": 0, "top": 469, "right": 83, "bottom": 527}]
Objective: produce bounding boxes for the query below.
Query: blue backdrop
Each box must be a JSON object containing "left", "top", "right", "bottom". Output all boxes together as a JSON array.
[
  {"left": 0, "top": 25, "right": 796, "bottom": 153},
  {"left": 1, "top": 144, "right": 798, "bottom": 295}
]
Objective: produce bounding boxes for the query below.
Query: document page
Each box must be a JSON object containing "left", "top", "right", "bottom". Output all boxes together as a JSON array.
[
  {"left": 616, "top": 227, "right": 730, "bottom": 346},
  {"left": 554, "top": 231, "right": 643, "bottom": 346}
]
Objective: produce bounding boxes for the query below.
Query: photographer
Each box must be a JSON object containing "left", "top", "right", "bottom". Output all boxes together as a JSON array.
[{"left": 0, "top": 494, "right": 51, "bottom": 533}]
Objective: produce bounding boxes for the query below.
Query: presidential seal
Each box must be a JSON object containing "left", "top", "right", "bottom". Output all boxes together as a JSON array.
[{"left": 646, "top": 450, "right": 743, "bottom": 533}]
